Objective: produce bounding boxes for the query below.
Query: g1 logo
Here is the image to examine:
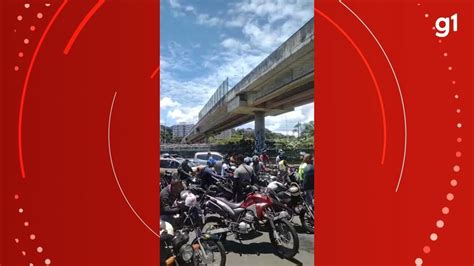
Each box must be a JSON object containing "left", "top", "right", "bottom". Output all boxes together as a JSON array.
[{"left": 435, "top": 13, "right": 458, "bottom": 38}]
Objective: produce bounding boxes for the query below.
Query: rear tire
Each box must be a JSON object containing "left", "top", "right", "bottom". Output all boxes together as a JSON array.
[{"left": 269, "top": 219, "right": 299, "bottom": 259}]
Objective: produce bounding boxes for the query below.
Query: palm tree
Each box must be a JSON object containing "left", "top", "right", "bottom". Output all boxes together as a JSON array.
[{"left": 293, "top": 122, "right": 302, "bottom": 138}]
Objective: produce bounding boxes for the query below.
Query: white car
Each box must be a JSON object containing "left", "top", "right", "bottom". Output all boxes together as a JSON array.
[
  {"left": 194, "top": 151, "right": 223, "bottom": 163},
  {"left": 193, "top": 152, "right": 224, "bottom": 172}
]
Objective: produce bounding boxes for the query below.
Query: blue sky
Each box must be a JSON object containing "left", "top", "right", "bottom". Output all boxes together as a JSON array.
[{"left": 160, "top": 0, "right": 314, "bottom": 134}]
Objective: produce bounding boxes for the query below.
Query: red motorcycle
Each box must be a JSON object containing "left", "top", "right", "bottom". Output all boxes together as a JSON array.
[{"left": 201, "top": 187, "right": 299, "bottom": 259}]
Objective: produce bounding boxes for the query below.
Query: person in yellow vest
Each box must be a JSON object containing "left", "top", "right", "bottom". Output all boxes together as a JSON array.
[
  {"left": 277, "top": 154, "right": 290, "bottom": 183},
  {"left": 296, "top": 152, "right": 307, "bottom": 184}
]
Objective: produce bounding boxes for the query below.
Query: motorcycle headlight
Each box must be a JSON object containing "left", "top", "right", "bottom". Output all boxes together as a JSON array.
[{"left": 179, "top": 244, "right": 193, "bottom": 262}]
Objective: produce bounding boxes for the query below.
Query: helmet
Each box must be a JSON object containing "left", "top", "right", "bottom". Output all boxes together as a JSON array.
[
  {"left": 160, "top": 220, "right": 174, "bottom": 236},
  {"left": 288, "top": 183, "right": 301, "bottom": 196},
  {"left": 244, "top": 157, "right": 252, "bottom": 165},
  {"left": 180, "top": 190, "right": 191, "bottom": 201},
  {"left": 181, "top": 191, "right": 197, "bottom": 207},
  {"left": 185, "top": 194, "right": 197, "bottom": 207},
  {"left": 267, "top": 181, "right": 286, "bottom": 193}
]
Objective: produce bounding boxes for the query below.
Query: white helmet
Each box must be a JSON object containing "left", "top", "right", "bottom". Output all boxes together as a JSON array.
[
  {"left": 159, "top": 220, "right": 174, "bottom": 236},
  {"left": 288, "top": 183, "right": 301, "bottom": 196}
]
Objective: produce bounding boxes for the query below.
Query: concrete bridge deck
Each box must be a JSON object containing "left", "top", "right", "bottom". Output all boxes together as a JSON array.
[{"left": 184, "top": 18, "right": 314, "bottom": 150}]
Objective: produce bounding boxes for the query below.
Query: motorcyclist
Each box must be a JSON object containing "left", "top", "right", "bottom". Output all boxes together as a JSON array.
[
  {"left": 275, "top": 149, "right": 285, "bottom": 165},
  {"left": 302, "top": 154, "right": 314, "bottom": 207},
  {"left": 160, "top": 176, "right": 185, "bottom": 227},
  {"left": 177, "top": 159, "right": 193, "bottom": 181},
  {"left": 259, "top": 149, "right": 270, "bottom": 167},
  {"left": 296, "top": 152, "right": 307, "bottom": 184},
  {"left": 251, "top": 155, "right": 266, "bottom": 176},
  {"left": 196, "top": 160, "right": 222, "bottom": 189},
  {"left": 277, "top": 154, "right": 290, "bottom": 183},
  {"left": 233, "top": 154, "right": 257, "bottom": 201},
  {"left": 221, "top": 154, "right": 232, "bottom": 177},
  {"left": 244, "top": 156, "right": 252, "bottom": 165}
]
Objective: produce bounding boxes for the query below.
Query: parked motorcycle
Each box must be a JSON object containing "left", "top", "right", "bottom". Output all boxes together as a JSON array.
[
  {"left": 267, "top": 181, "right": 314, "bottom": 234},
  {"left": 164, "top": 190, "right": 227, "bottom": 266},
  {"left": 187, "top": 175, "right": 234, "bottom": 201},
  {"left": 201, "top": 187, "right": 299, "bottom": 259},
  {"left": 256, "top": 172, "right": 277, "bottom": 187},
  {"left": 160, "top": 220, "right": 194, "bottom": 266}
]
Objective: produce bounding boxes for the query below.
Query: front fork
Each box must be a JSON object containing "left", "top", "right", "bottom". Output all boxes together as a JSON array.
[
  {"left": 266, "top": 211, "right": 283, "bottom": 245},
  {"left": 193, "top": 228, "right": 208, "bottom": 258}
]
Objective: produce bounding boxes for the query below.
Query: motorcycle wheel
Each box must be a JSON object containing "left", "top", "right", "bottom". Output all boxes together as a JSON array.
[
  {"left": 192, "top": 239, "right": 226, "bottom": 266},
  {"left": 269, "top": 219, "right": 299, "bottom": 259},
  {"left": 202, "top": 216, "right": 227, "bottom": 242},
  {"left": 300, "top": 211, "right": 314, "bottom": 234}
]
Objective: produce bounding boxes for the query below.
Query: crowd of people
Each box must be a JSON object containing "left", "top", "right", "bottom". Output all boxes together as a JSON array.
[{"left": 160, "top": 149, "right": 314, "bottom": 225}]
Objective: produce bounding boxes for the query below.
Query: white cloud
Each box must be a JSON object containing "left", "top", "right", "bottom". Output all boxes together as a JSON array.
[
  {"left": 169, "top": 0, "right": 181, "bottom": 8},
  {"left": 161, "top": 0, "right": 313, "bottom": 127},
  {"left": 160, "top": 97, "right": 180, "bottom": 109},
  {"left": 221, "top": 38, "right": 251, "bottom": 51},
  {"left": 168, "top": 0, "right": 196, "bottom": 17},
  {"left": 160, "top": 42, "right": 195, "bottom": 72},
  {"left": 230, "top": 0, "right": 313, "bottom": 23},
  {"left": 196, "top": 13, "right": 222, "bottom": 26},
  {"left": 237, "top": 103, "right": 314, "bottom": 135},
  {"left": 184, "top": 5, "right": 195, "bottom": 12},
  {"left": 167, "top": 106, "right": 202, "bottom": 124},
  {"left": 266, "top": 103, "right": 314, "bottom": 133}
]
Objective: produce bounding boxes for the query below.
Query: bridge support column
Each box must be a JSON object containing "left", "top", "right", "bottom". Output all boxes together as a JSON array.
[{"left": 254, "top": 111, "right": 266, "bottom": 154}]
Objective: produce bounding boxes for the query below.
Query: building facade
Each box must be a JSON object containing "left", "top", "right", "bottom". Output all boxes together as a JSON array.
[{"left": 171, "top": 123, "right": 194, "bottom": 138}]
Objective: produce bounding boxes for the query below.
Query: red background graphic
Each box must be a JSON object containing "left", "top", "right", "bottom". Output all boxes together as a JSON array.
[
  {"left": 1, "top": 0, "right": 159, "bottom": 265},
  {"left": 316, "top": 0, "right": 472, "bottom": 265},
  {"left": 0, "top": 0, "right": 472, "bottom": 265}
]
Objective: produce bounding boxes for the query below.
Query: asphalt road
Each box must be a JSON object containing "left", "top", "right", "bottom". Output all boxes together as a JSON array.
[
  {"left": 185, "top": 216, "right": 314, "bottom": 266},
  {"left": 222, "top": 217, "right": 314, "bottom": 266}
]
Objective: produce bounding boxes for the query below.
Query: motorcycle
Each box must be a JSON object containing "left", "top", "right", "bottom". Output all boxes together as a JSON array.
[
  {"left": 256, "top": 172, "right": 277, "bottom": 187},
  {"left": 187, "top": 175, "right": 234, "bottom": 201},
  {"left": 201, "top": 187, "right": 299, "bottom": 259},
  {"left": 161, "top": 170, "right": 174, "bottom": 191},
  {"left": 160, "top": 220, "right": 194, "bottom": 266},
  {"left": 267, "top": 181, "right": 314, "bottom": 234},
  {"left": 162, "top": 191, "right": 226, "bottom": 266}
]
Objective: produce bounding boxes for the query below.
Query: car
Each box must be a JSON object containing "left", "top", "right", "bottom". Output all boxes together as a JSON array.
[
  {"left": 193, "top": 151, "right": 224, "bottom": 173},
  {"left": 160, "top": 157, "right": 181, "bottom": 177},
  {"left": 194, "top": 152, "right": 223, "bottom": 165},
  {"left": 160, "top": 157, "right": 197, "bottom": 177}
]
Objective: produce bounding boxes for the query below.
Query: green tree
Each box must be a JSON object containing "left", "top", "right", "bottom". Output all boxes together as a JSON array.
[{"left": 160, "top": 125, "right": 173, "bottom": 144}]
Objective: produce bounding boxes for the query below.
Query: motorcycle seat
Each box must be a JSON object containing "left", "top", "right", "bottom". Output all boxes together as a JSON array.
[{"left": 216, "top": 197, "right": 243, "bottom": 209}]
